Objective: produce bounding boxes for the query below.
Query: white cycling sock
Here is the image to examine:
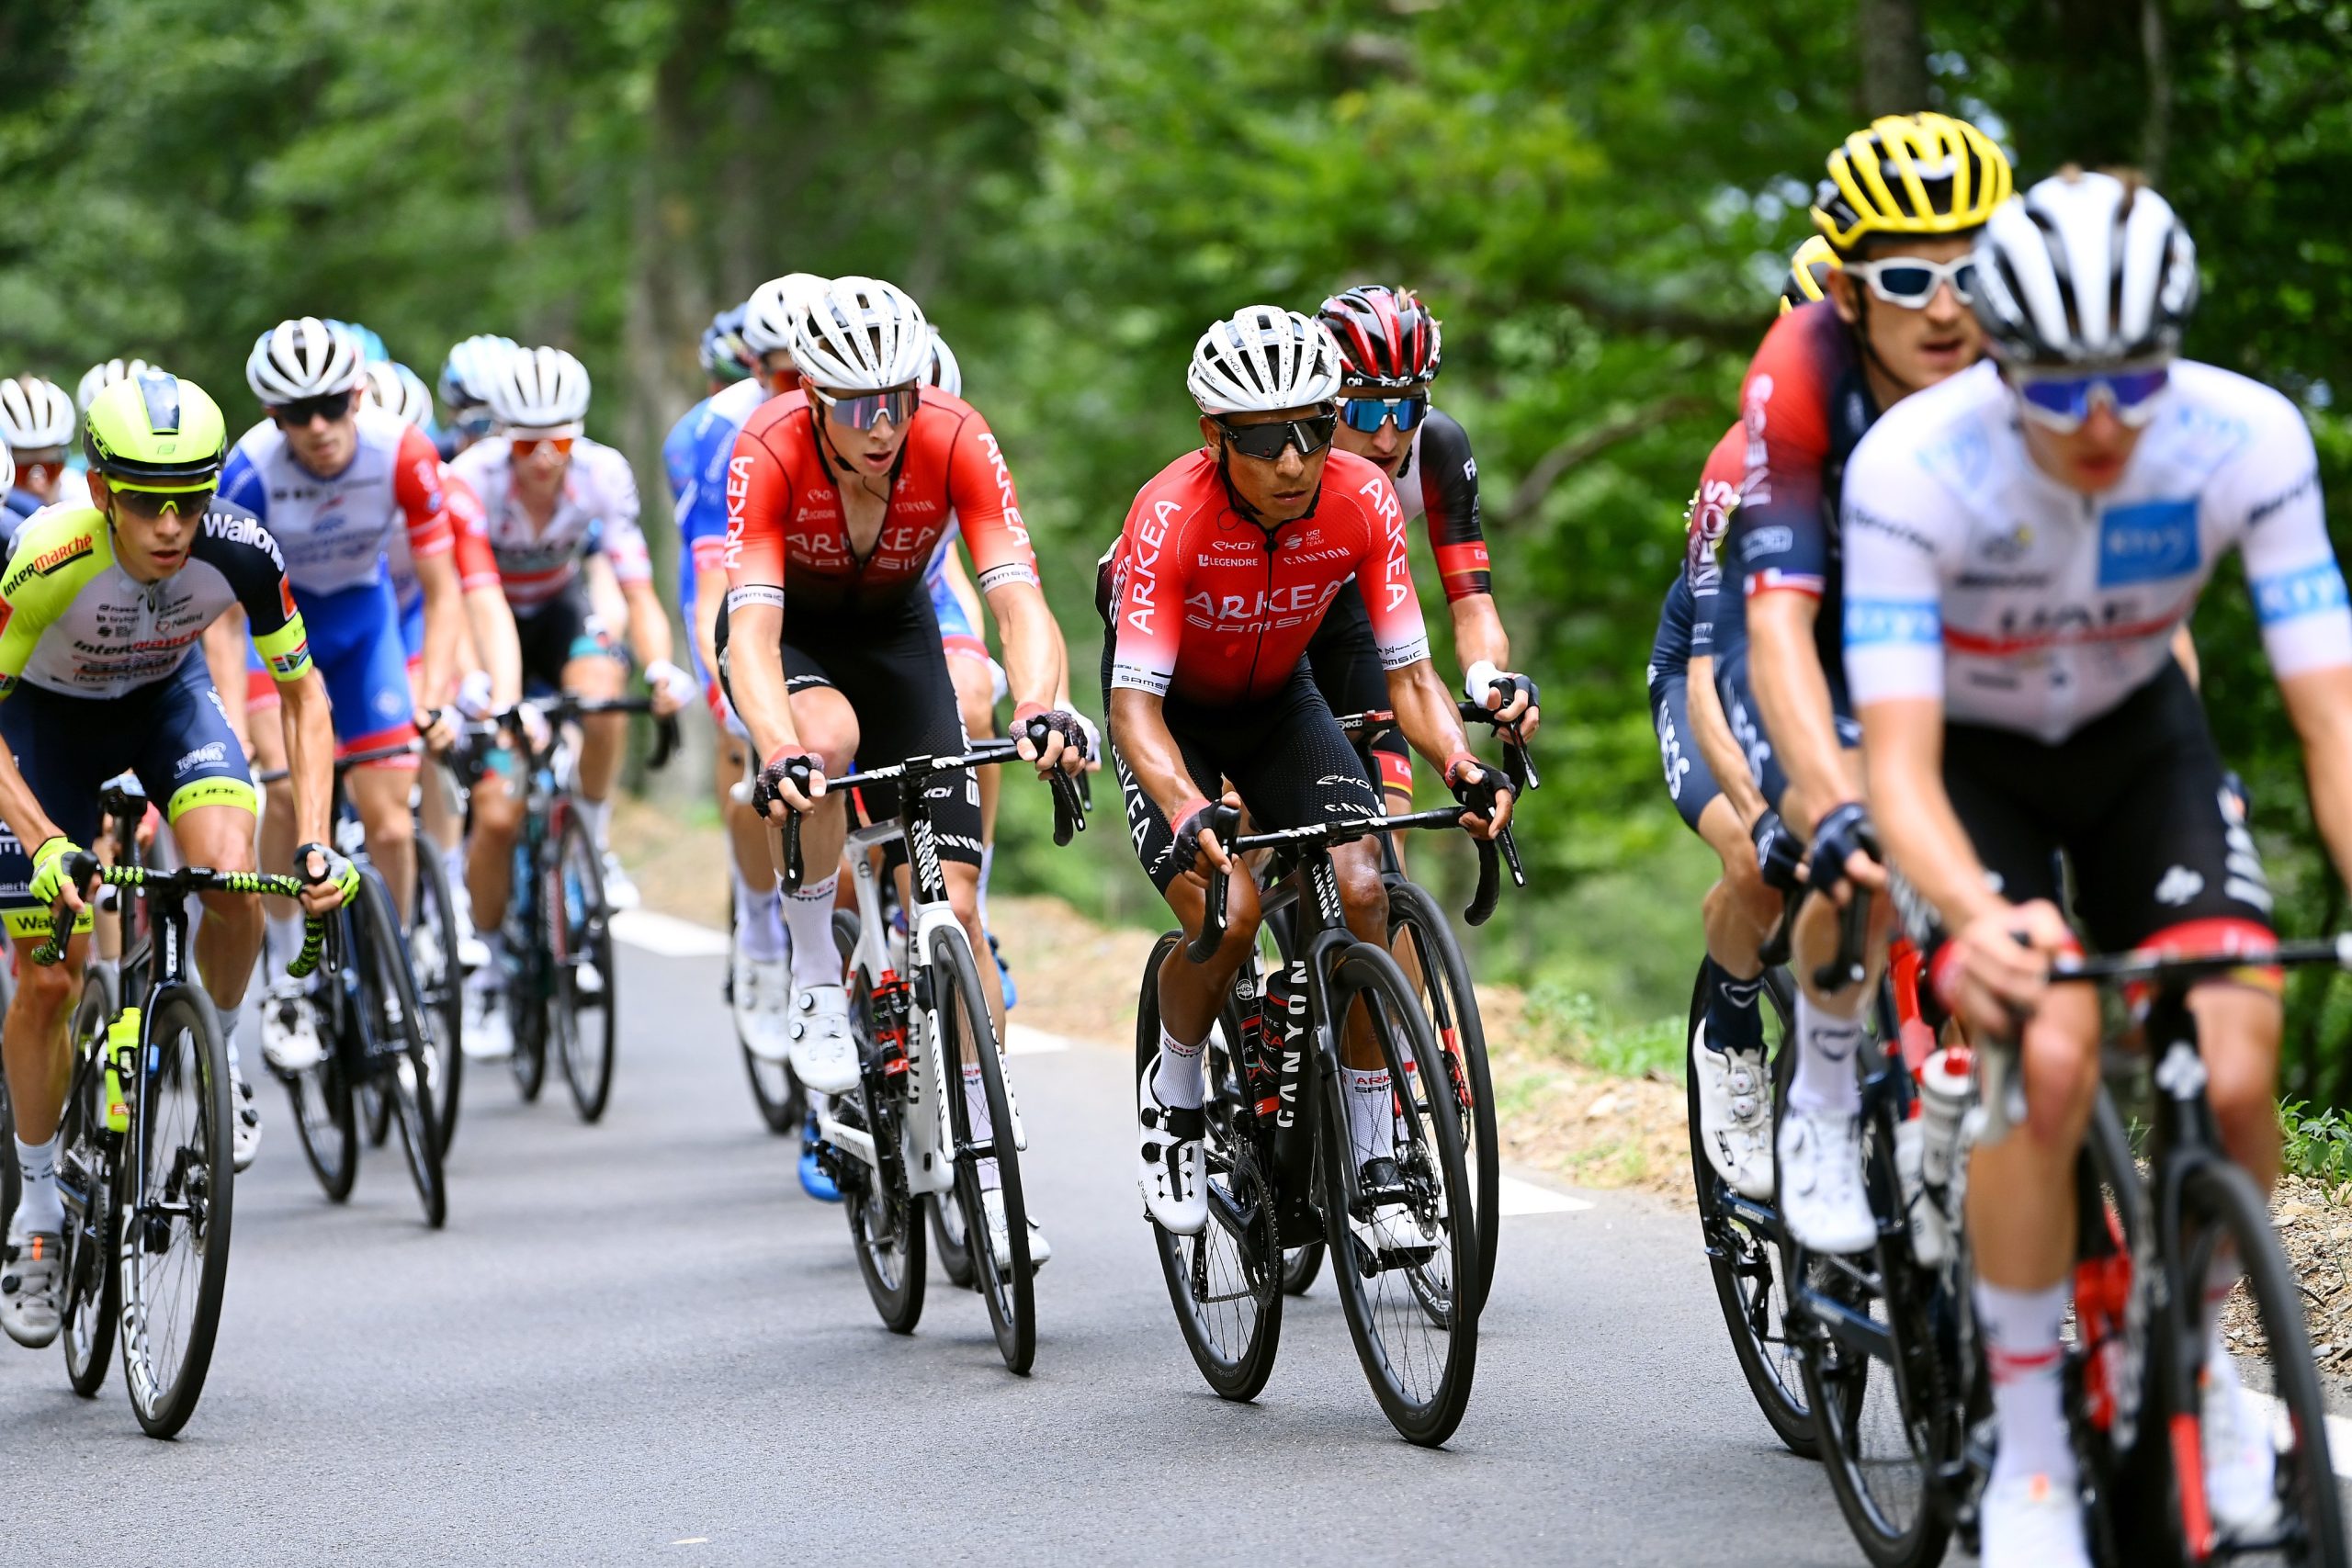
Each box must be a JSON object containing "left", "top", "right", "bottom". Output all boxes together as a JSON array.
[
  {"left": 1788, "top": 991, "right": 1866, "bottom": 1116},
  {"left": 783, "top": 874, "right": 841, "bottom": 990},
  {"left": 1347, "top": 1068, "right": 1396, "bottom": 1167},
  {"left": 221, "top": 1010, "right": 241, "bottom": 1073},
  {"left": 266, "top": 910, "right": 303, "bottom": 972},
  {"left": 577, "top": 795, "right": 613, "bottom": 852},
  {"left": 963, "top": 1063, "right": 1001, "bottom": 1191},
  {"left": 12, "top": 1134, "right": 62, "bottom": 1235},
  {"left": 1153, "top": 1023, "right": 1204, "bottom": 1111},
  {"left": 1976, "top": 1279, "right": 2074, "bottom": 1483},
  {"left": 731, "top": 863, "right": 786, "bottom": 963}
]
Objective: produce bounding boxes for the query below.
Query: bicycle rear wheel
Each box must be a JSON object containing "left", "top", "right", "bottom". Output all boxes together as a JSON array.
[
  {"left": 412, "top": 827, "right": 466, "bottom": 1156},
  {"left": 281, "top": 933, "right": 357, "bottom": 1203},
  {"left": 842, "top": 965, "right": 925, "bottom": 1333},
  {"left": 1141, "top": 932, "right": 1283, "bottom": 1401},
  {"left": 59, "top": 972, "right": 119, "bottom": 1398},
  {"left": 355, "top": 869, "right": 447, "bottom": 1229},
  {"left": 119, "top": 985, "right": 234, "bottom": 1438},
  {"left": 1321, "top": 940, "right": 1479, "bottom": 1446},
  {"left": 550, "top": 813, "right": 616, "bottom": 1123},
  {"left": 933, "top": 924, "right": 1035, "bottom": 1373},
  {"left": 1387, "top": 880, "right": 1498, "bottom": 1312}
]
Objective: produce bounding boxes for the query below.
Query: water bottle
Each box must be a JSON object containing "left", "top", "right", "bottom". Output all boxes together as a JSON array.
[
  {"left": 1233, "top": 965, "right": 1276, "bottom": 1122},
  {"left": 1917, "top": 1044, "right": 1972, "bottom": 1190},
  {"left": 1893, "top": 1111, "right": 1949, "bottom": 1267},
  {"left": 104, "top": 1006, "right": 142, "bottom": 1134}
]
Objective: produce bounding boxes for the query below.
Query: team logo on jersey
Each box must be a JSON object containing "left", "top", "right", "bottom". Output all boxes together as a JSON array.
[
  {"left": 2098, "top": 499, "right": 2199, "bottom": 587},
  {"left": 21, "top": 534, "right": 95, "bottom": 578},
  {"left": 175, "top": 741, "right": 228, "bottom": 777}
]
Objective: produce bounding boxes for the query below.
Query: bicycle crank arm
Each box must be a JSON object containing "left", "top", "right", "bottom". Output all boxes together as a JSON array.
[{"left": 814, "top": 1114, "right": 878, "bottom": 1172}]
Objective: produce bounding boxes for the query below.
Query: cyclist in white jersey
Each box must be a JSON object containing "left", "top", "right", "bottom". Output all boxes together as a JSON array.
[{"left": 1843, "top": 170, "right": 2352, "bottom": 1565}]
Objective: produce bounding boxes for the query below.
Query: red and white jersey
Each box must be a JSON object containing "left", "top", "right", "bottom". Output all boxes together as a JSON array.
[
  {"left": 722, "top": 386, "right": 1040, "bottom": 614},
  {"left": 218, "top": 404, "right": 450, "bottom": 597},
  {"left": 387, "top": 466, "right": 499, "bottom": 610},
  {"left": 450, "top": 435, "right": 649, "bottom": 616},
  {"left": 1105, "top": 447, "right": 1431, "bottom": 706}
]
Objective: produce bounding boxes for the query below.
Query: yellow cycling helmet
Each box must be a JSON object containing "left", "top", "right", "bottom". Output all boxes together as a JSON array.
[
  {"left": 1811, "top": 113, "right": 2012, "bottom": 254},
  {"left": 1778, "top": 235, "right": 1842, "bottom": 315}
]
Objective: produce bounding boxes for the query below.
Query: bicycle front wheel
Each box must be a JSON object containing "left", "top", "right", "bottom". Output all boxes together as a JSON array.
[
  {"left": 355, "top": 869, "right": 446, "bottom": 1229},
  {"left": 281, "top": 942, "right": 357, "bottom": 1203},
  {"left": 1321, "top": 940, "right": 1479, "bottom": 1447},
  {"left": 412, "top": 827, "right": 466, "bottom": 1156},
  {"left": 59, "top": 969, "right": 119, "bottom": 1398},
  {"left": 550, "top": 812, "right": 616, "bottom": 1123},
  {"left": 119, "top": 985, "right": 235, "bottom": 1438},
  {"left": 1386, "top": 880, "right": 1498, "bottom": 1313},
  {"left": 933, "top": 924, "right": 1034, "bottom": 1374},
  {"left": 841, "top": 965, "right": 925, "bottom": 1333}
]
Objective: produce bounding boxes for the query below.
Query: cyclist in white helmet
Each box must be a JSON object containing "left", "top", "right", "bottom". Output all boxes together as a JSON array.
[
  {"left": 436, "top": 333, "right": 519, "bottom": 457},
  {"left": 0, "top": 377, "right": 79, "bottom": 545}
]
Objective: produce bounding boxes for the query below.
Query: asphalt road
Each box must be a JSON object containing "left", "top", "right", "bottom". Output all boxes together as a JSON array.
[{"left": 3, "top": 935, "right": 1878, "bottom": 1564}]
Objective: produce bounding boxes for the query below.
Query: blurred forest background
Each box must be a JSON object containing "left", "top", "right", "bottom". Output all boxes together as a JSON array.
[{"left": 5, "top": 0, "right": 2351, "bottom": 1098}]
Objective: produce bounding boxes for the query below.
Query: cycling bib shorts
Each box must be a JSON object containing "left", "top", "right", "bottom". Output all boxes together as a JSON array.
[
  {"left": 1647, "top": 574, "right": 1724, "bottom": 833},
  {"left": 299, "top": 575, "right": 419, "bottom": 764}
]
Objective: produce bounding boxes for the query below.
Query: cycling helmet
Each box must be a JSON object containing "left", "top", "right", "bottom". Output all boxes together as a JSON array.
[
  {"left": 439, "top": 333, "right": 519, "bottom": 412},
  {"left": 925, "top": 330, "right": 963, "bottom": 399},
  {"left": 76, "top": 357, "right": 153, "bottom": 414},
  {"left": 246, "top": 316, "right": 367, "bottom": 405},
  {"left": 363, "top": 361, "right": 435, "bottom": 428},
  {"left": 699, "top": 306, "right": 756, "bottom": 382},
  {"left": 327, "top": 319, "right": 390, "bottom": 364},
  {"left": 788, "top": 276, "right": 932, "bottom": 391},
  {"left": 0, "top": 445, "right": 12, "bottom": 496},
  {"left": 1811, "top": 113, "right": 2013, "bottom": 255},
  {"left": 83, "top": 372, "right": 229, "bottom": 491},
  {"left": 487, "top": 346, "right": 592, "bottom": 429},
  {"left": 1971, "top": 168, "right": 2199, "bottom": 368},
  {"left": 741, "top": 273, "right": 829, "bottom": 356},
  {"left": 1186, "top": 306, "right": 1345, "bottom": 414},
  {"left": 1317, "top": 286, "right": 1442, "bottom": 388},
  {"left": 1778, "top": 235, "right": 1843, "bottom": 315},
  {"left": 0, "top": 377, "right": 78, "bottom": 451}
]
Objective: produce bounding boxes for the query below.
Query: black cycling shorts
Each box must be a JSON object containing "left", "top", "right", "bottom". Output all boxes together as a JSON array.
[
  {"left": 1648, "top": 575, "right": 1723, "bottom": 833},
  {"left": 717, "top": 589, "right": 983, "bottom": 866},
  {"left": 1304, "top": 581, "right": 1412, "bottom": 795},
  {"left": 1909, "top": 661, "right": 2273, "bottom": 956},
  {"left": 1099, "top": 637, "right": 1381, "bottom": 894},
  {"left": 515, "top": 577, "right": 622, "bottom": 694}
]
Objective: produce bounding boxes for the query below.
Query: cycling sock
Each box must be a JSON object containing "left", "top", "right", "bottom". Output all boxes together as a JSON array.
[
  {"left": 963, "top": 1063, "right": 1001, "bottom": 1191},
  {"left": 783, "top": 874, "right": 841, "bottom": 990},
  {"left": 1346, "top": 1067, "right": 1396, "bottom": 1166},
  {"left": 1787, "top": 991, "right": 1865, "bottom": 1116},
  {"left": 1153, "top": 1023, "right": 1204, "bottom": 1111},
  {"left": 577, "top": 795, "right": 612, "bottom": 852},
  {"left": 730, "top": 863, "right": 786, "bottom": 963},
  {"left": 2201, "top": 1240, "right": 2243, "bottom": 1348},
  {"left": 1975, "top": 1279, "right": 2073, "bottom": 1482},
  {"left": 1702, "top": 959, "right": 1766, "bottom": 1060},
  {"left": 12, "top": 1135, "right": 62, "bottom": 1235},
  {"left": 220, "top": 1010, "right": 241, "bottom": 1073},
  {"left": 267, "top": 910, "right": 303, "bottom": 971}
]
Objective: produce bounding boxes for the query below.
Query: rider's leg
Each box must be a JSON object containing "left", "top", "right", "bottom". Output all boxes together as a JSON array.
[
  {"left": 770, "top": 684, "right": 858, "bottom": 990},
  {"left": 563, "top": 649, "right": 628, "bottom": 850},
  {"left": 1697, "top": 795, "right": 1778, "bottom": 1042},
  {"left": 347, "top": 762, "right": 418, "bottom": 928},
  {"left": 1785, "top": 748, "right": 1883, "bottom": 1119},
  {"left": 4, "top": 930, "right": 88, "bottom": 1232},
  {"left": 2199, "top": 985, "right": 2286, "bottom": 1193},
  {"left": 175, "top": 804, "right": 264, "bottom": 1021},
  {"left": 947, "top": 650, "right": 999, "bottom": 896},
  {"left": 252, "top": 690, "right": 298, "bottom": 936},
  {"left": 716, "top": 725, "right": 783, "bottom": 960},
  {"left": 465, "top": 764, "right": 525, "bottom": 938}
]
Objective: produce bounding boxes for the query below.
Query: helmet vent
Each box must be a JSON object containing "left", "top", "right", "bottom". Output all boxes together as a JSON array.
[{"left": 136, "top": 370, "right": 181, "bottom": 435}]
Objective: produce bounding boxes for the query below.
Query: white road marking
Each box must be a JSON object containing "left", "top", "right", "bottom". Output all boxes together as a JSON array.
[
  {"left": 610, "top": 908, "right": 730, "bottom": 958},
  {"left": 1498, "top": 1174, "right": 1593, "bottom": 1217},
  {"left": 2242, "top": 1388, "right": 2352, "bottom": 1479},
  {"left": 1005, "top": 1023, "right": 1073, "bottom": 1056}
]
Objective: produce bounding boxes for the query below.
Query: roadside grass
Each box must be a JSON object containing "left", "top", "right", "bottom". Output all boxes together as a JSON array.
[
  {"left": 1521, "top": 981, "right": 1686, "bottom": 1081},
  {"left": 2282, "top": 1100, "right": 2352, "bottom": 1188}
]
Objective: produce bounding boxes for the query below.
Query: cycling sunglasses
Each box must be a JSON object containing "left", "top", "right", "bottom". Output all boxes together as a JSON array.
[
  {"left": 2008, "top": 364, "right": 2173, "bottom": 433},
  {"left": 510, "top": 435, "right": 575, "bottom": 457},
  {"left": 1215, "top": 410, "right": 1340, "bottom": 461},
  {"left": 270, "top": 389, "right": 355, "bottom": 428},
  {"left": 112, "top": 485, "right": 213, "bottom": 519},
  {"left": 809, "top": 385, "right": 921, "bottom": 431},
  {"left": 1339, "top": 394, "right": 1429, "bottom": 434},
  {"left": 1846, "top": 255, "right": 1978, "bottom": 310}
]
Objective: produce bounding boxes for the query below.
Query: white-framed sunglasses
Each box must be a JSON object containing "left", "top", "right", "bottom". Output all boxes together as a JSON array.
[{"left": 1845, "top": 255, "right": 1979, "bottom": 310}]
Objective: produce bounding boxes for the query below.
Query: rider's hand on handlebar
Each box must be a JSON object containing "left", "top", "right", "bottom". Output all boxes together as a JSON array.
[
  {"left": 1014, "top": 704, "right": 1092, "bottom": 777},
  {"left": 1170, "top": 793, "right": 1240, "bottom": 881},
  {"left": 455, "top": 669, "right": 496, "bottom": 722},
  {"left": 30, "top": 836, "right": 89, "bottom": 918},
  {"left": 1444, "top": 755, "right": 1515, "bottom": 839},
  {"left": 752, "top": 750, "right": 826, "bottom": 818},
  {"left": 1944, "top": 899, "right": 2072, "bottom": 1035},
  {"left": 1802, "top": 800, "right": 1885, "bottom": 907},
  {"left": 1750, "top": 808, "right": 1805, "bottom": 895},
  {"left": 293, "top": 840, "right": 362, "bottom": 918},
  {"left": 1466, "top": 660, "right": 1542, "bottom": 739},
  {"left": 646, "top": 658, "right": 696, "bottom": 720},
  {"left": 416, "top": 705, "right": 460, "bottom": 756}
]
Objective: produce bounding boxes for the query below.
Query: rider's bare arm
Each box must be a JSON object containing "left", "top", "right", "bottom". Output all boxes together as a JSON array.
[
  {"left": 274, "top": 667, "right": 339, "bottom": 852},
  {"left": 2279, "top": 663, "right": 2352, "bottom": 887},
  {"left": 202, "top": 611, "right": 254, "bottom": 757},
  {"left": 1746, "top": 590, "right": 1851, "bottom": 835},
  {"left": 1687, "top": 653, "right": 1766, "bottom": 828},
  {"left": 1385, "top": 657, "right": 1511, "bottom": 838},
  {"left": 618, "top": 577, "right": 674, "bottom": 673},
  {"left": 413, "top": 549, "right": 466, "bottom": 711},
  {"left": 1106, "top": 685, "right": 1229, "bottom": 874}
]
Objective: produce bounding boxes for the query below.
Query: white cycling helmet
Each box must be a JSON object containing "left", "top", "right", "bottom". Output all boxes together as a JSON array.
[
  {"left": 788, "top": 276, "right": 932, "bottom": 391},
  {"left": 1, "top": 377, "right": 78, "bottom": 451},
  {"left": 741, "top": 273, "right": 829, "bottom": 356},
  {"left": 439, "top": 333, "right": 519, "bottom": 412},
  {"left": 487, "top": 346, "right": 592, "bottom": 429},
  {"left": 246, "top": 317, "right": 367, "bottom": 405},
  {"left": 364, "top": 361, "right": 435, "bottom": 429},
  {"left": 925, "top": 330, "right": 963, "bottom": 399},
  {"left": 75, "top": 357, "right": 153, "bottom": 414},
  {"left": 1972, "top": 168, "right": 2199, "bottom": 367},
  {"left": 1187, "top": 306, "right": 1345, "bottom": 415}
]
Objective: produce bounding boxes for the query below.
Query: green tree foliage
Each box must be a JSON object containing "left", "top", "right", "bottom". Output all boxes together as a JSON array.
[{"left": 4, "top": 0, "right": 2348, "bottom": 1090}]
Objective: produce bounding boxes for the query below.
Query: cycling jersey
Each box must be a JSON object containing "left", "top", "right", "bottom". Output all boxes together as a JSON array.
[
  {"left": 1648, "top": 574, "right": 1724, "bottom": 833},
  {"left": 3, "top": 490, "right": 42, "bottom": 553},
  {"left": 1104, "top": 447, "right": 1430, "bottom": 707},
  {"left": 0, "top": 503, "right": 311, "bottom": 701},
  {"left": 926, "top": 536, "right": 991, "bottom": 666},
  {"left": 1392, "top": 406, "right": 1490, "bottom": 601},
  {"left": 1682, "top": 423, "right": 1747, "bottom": 663},
  {"left": 388, "top": 468, "right": 498, "bottom": 671},
  {"left": 722, "top": 386, "right": 1039, "bottom": 614},
  {"left": 1841, "top": 359, "right": 2352, "bottom": 744},
  {"left": 219, "top": 406, "right": 451, "bottom": 596},
  {"left": 450, "top": 435, "right": 650, "bottom": 617}
]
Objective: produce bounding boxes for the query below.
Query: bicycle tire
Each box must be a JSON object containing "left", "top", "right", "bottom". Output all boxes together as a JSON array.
[
  {"left": 842, "top": 966, "right": 925, "bottom": 1334},
  {"left": 933, "top": 923, "right": 1035, "bottom": 1373},
  {"left": 1685, "top": 960, "right": 1818, "bottom": 1456},
  {"left": 1386, "top": 880, "right": 1499, "bottom": 1313},
  {"left": 0, "top": 957, "right": 17, "bottom": 1234},
  {"left": 412, "top": 827, "right": 466, "bottom": 1156},
  {"left": 353, "top": 868, "right": 446, "bottom": 1228},
  {"left": 1141, "top": 931, "right": 1283, "bottom": 1402},
  {"left": 60, "top": 971, "right": 119, "bottom": 1398},
  {"left": 550, "top": 813, "right": 616, "bottom": 1123},
  {"left": 1320, "top": 940, "right": 1479, "bottom": 1446},
  {"left": 282, "top": 926, "right": 357, "bottom": 1203},
  {"left": 119, "top": 984, "right": 234, "bottom": 1438}
]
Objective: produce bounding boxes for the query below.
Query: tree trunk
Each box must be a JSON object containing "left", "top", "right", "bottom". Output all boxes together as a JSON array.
[
  {"left": 2140, "top": 0, "right": 2173, "bottom": 183},
  {"left": 1858, "top": 0, "right": 1928, "bottom": 118}
]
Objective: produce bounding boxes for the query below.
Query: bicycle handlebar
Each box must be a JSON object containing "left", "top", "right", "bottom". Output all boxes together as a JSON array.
[
  {"left": 2050, "top": 933, "right": 2352, "bottom": 987},
  {"left": 1755, "top": 881, "right": 1875, "bottom": 995},
  {"left": 1331, "top": 705, "right": 1540, "bottom": 795},
  {"left": 769, "top": 739, "right": 1091, "bottom": 893},
  {"left": 31, "top": 852, "right": 334, "bottom": 977}
]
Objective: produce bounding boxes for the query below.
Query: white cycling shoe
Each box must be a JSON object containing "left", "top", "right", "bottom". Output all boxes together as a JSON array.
[
  {"left": 734, "top": 955, "right": 793, "bottom": 1065},
  {"left": 260, "top": 987, "right": 326, "bottom": 1075},
  {"left": 1777, "top": 1103, "right": 1876, "bottom": 1255},
  {"left": 1977, "top": 1471, "right": 2091, "bottom": 1568},
  {"left": 462, "top": 983, "right": 513, "bottom": 1061},
  {"left": 1692, "top": 1018, "right": 1773, "bottom": 1201},
  {"left": 786, "top": 985, "right": 859, "bottom": 1095},
  {"left": 1136, "top": 1054, "right": 1207, "bottom": 1235},
  {"left": 0, "top": 1228, "right": 62, "bottom": 1349},
  {"left": 980, "top": 1188, "right": 1052, "bottom": 1272},
  {"left": 2203, "top": 1348, "right": 2283, "bottom": 1539},
  {"left": 230, "top": 1066, "right": 262, "bottom": 1172},
  {"left": 1349, "top": 1160, "right": 1433, "bottom": 1260},
  {"left": 599, "top": 852, "right": 640, "bottom": 911}
]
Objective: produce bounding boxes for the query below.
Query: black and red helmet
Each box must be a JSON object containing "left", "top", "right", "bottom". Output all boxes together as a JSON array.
[{"left": 1316, "top": 286, "right": 1442, "bottom": 389}]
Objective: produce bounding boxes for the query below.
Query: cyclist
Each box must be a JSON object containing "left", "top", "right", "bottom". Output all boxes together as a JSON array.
[
  {"left": 1668, "top": 243, "right": 1841, "bottom": 1202},
  {"left": 2, "top": 377, "right": 80, "bottom": 541},
  {"left": 435, "top": 333, "right": 518, "bottom": 458},
  {"left": 721, "top": 275, "right": 1089, "bottom": 1267},
  {"left": 220, "top": 317, "right": 470, "bottom": 1075},
  {"left": 0, "top": 374, "right": 353, "bottom": 1346},
  {"left": 75, "top": 356, "right": 152, "bottom": 415},
  {"left": 1721, "top": 112, "right": 2011, "bottom": 1253},
  {"left": 1845, "top": 169, "right": 2349, "bottom": 1564},
  {"left": 1311, "top": 286, "right": 1536, "bottom": 818},
  {"left": 452, "top": 345, "right": 689, "bottom": 1049},
  {"left": 1103, "top": 304, "right": 1511, "bottom": 1239}
]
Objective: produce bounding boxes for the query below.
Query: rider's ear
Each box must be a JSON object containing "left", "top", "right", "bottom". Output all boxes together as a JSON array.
[{"left": 1198, "top": 413, "right": 1222, "bottom": 450}]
